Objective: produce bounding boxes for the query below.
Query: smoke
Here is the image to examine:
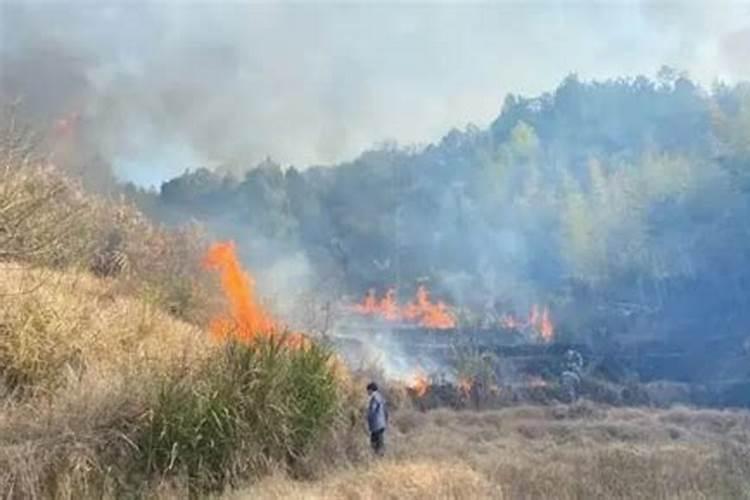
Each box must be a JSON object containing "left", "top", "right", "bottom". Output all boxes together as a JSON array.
[{"left": 2, "top": 1, "right": 749, "bottom": 186}]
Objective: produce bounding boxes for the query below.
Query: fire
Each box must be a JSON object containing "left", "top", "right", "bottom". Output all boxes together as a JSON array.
[
  {"left": 499, "top": 313, "right": 524, "bottom": 330},
  {"left": 379, "top": 288, "right": 400, "bottom": 321},
  {"left": 457, "top": 376, "right": 473, "bottom": 397},
  {"left": 353, "top": 288, "right": 377, "bottom": 314},
  {"left": 353, "top": 285, "right": 457, "bottom": 329},
  {"left": 538, "top": 307, "right": 554, "bottom": 342},
  {"left": 203, "top": 241, "right": 308, "bottom": 348},
  {"left": 498, "top": 304, "right": 555, "bottom": 342},
  {"left": 403, "top": 286, "right": 456, "bottom": 329},
  {"left": 352, "top": 287, "right": 400, "bottom": 320},
  {"left": 409, "top": 372, "right": 430, "bottom": 397},
  {"left": 527, "top": 375, "right": 548, "bottom": 388},
  {"left": 529, "top": 304, "right": 540, "bottom": 328}
]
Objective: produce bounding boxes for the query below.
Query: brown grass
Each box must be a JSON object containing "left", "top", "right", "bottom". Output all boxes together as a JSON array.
[
  {"left": 0, "top": 261, "right": 361, "bottom": 498},
  {"left": 3, "top": 119, "right": 750, "bottom": 499},
  {"left": 239, "top": 402, "right": 750, "bottom": 500},
  {"left": 235, "top": 460, "right": 496, "bottom": 500},
  {"left": 0, "top": 263, "right": 212, "bottom": 396},
  {"left": 0, "top": 262, "right": 216, "bottom": 498},
  {"left": 0, "top": 122, "right": 216, "bottom": 325}
]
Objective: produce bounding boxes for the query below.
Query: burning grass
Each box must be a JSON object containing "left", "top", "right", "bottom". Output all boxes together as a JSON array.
[
  {"left": 0, "top": 263, "right": 356, "bottom": 498},
  {"left": 2, "top": 126, "right": 749, "bottom": 498},
  {"left": 353, "top": 286, "right": 457, "bottom": 329},
  {"left": 201, "top": 241, "right": 310, "bottom": 350},
  {"left": 5, "top": 257, "right": 747, "bottom": 499},
  {"left": 0, "top": 152, "right": 353, "bottom": 496},
  {"left": 203, "top": 241, "right": 280, "bottom": 341}
]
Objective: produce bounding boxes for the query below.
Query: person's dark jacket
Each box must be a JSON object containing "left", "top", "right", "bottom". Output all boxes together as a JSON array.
[{"left": 367, "top": 390, "right": 388, "bottom": 433}]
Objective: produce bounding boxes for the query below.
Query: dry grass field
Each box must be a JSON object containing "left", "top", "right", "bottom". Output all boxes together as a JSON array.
[
  {"left": 7, "top": 257, "right": 750, "bottom": 499},
  {"left": 238, "top": 403, "right": 750, "bottom": 500},
  {"left": 3, "top": 138, "right": 750, "bottom": 500}
]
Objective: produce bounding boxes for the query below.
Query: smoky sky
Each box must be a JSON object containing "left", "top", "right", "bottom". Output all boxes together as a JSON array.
[{"left": 1, "top": 1, "right": 749, "bottom": 186}]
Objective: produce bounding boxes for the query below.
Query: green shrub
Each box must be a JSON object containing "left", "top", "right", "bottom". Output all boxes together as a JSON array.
[{"left": 135, "top": 336, "right": 340, "bottom": 494}]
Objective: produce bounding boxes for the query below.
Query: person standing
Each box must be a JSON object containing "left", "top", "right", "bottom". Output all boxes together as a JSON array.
[
  {"left": 366, "top": 382, "right": 388, "bottom": 456},
  {"left": 561, "top": 349, "right": 584, "bottom": 403}
]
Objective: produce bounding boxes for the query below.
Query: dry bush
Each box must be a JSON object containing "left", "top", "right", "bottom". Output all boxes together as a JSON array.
[
  {"left": 0, "top": 107, "right": 93, "bottom": 267},
  {"left": 0, "top": 372, "right": 149, "bottom": 499},
  {"left": 0, "top": 263, "right": 211, "bottom": 396},
  {"left": 0, "top": 155, "right": 101, "bottom": 268},
  {"left": 0, "top": 263, "right": 360, "bottom": 498},
  {"left": 0, "top": 263, "right": 208, "bottom": 494},
  {"left": 0, "top": 111, "right": 217, "bottom": 325}
]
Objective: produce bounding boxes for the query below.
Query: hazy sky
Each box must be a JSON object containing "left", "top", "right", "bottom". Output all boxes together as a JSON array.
[{"left": 2, "top": 0, "right": 750, "bottom": 186}]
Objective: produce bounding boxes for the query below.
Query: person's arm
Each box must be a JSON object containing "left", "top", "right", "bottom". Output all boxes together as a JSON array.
[{"left": 367, "top": 397, "right": 377, "bottom": 429}]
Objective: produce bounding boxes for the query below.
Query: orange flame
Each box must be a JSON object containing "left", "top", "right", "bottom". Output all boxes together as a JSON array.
[
  {"left": 402, "top": 286, "right": 456, "bottom": 329},
  {"left": 498, "top": 304, "right": 555, "bottom": 342},
  {"left": 527, "top": 375, "right": 548, "bottom": 388},
  {"left": 353, "top": 287, "right": 400, "bottom": 320},
  {"left": 353, "top": 288, "right": 377, "bottom": 314},
  {"left": 457, "top": 376, "right": 473, "bottom": 397},
  {"left": 499, "top": 313, "right": 524, "bottom": 330},
  {"left": 529, "top": 304, "right": 540, "bottom": 328},
  {"left": 203, "top": 241, "right": 309, "bottom": 348},
  {"left": 381, "top": 288, "right": 401, "bottom": 321},
  {"left": 353, "top": 286, "right": 457, "bottom": 329},
  {"left": 409, "top": 372, "right": 430, "bottom": 397},
  {"left": 538, "top": 307, "right": 554, "bottom": 342}
]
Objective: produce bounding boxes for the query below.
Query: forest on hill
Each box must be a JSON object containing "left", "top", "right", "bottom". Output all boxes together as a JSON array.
[{"left": 123, "top": 71, "right": 750, "bottom": 388}]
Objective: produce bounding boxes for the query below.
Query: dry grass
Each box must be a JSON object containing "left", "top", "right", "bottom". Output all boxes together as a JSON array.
[
  {"left": 3, "top": 120, "right": 750, "bottom": 498},
  {"left": 0, "top": 262, "right": 215, "bottom": 498},
  {"left": 0, "top": 263, "right": 211, "bottom": 396},
  {"left": 0, "top": 134, "right": 355, "bottom": 497},
  {"left": 0, "top": 123, "right": 216, "bottom": 325},
  {"left": 235, "top": 460, "right": 495, "bottom": 500},
  {"left": 0, "top": 262, "right": 358, "bottom": 498},
  {"left": 4, "top": 260, "right": 748, "bottom": 499},
  {"left": 240, "top": 402, "right": 750, "bottom": 500}
]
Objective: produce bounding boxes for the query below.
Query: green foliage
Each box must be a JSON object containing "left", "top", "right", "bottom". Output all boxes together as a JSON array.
[
  {"left": 509, "top": 121, "right": 540, "bottom": 159},
  {"left": 144, "top": 74, "right": 750, "bottom": 367},
  {"left": 135, "top": 337, "right": 340, "bottom": 494}
]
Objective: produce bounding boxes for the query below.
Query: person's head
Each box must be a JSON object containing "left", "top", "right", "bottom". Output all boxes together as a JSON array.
[{"left": 366, "top": 382, "right": 378, "bottom": 395}]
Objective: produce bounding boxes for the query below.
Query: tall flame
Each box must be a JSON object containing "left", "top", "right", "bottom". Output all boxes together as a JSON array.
[
  {"left": 353, "top": 285, "right": 457, "bottom": 329},
  {"left": 539, "top": 307, "right": 554, "bottom": 342},
  {"left": 402, "top": 286, "right": 456, "bottom": 329},
  {"left": 202, "top": 241, "right": 279, "bottom": 342},
  {"left": 499, "top": 313, "right": 524, "bottom": 330},
  {"left": 353, "top": 288, "right": 378, "bottom": 315},
  {"left": 409, "top": 372, "right": 430, "bottom": 397},
  {"left": 498, "top": 304, "right": 555, "bottom": 342}
]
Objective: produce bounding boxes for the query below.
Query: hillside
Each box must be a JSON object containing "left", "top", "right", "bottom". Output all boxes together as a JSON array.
[
  {"left": 0, "top": 140, "right": 361, "bottom": 497},
  {"left": 136, "top": 74, "right": 750, "bottom": 392},
  {"left": 4, "top": 76, "right": 750, "bottom": 498}
]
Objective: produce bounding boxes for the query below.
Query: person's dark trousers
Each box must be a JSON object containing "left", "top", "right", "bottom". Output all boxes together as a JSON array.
[{"left": 370, "top": 428, "right": 385, "bottom": 455}]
